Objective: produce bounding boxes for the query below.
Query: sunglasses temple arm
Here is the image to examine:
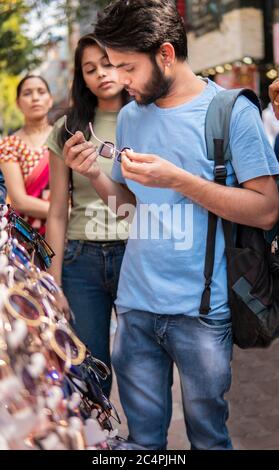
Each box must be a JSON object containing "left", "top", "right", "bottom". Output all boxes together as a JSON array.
[
  {"left": 64, "top": 341, "right": 72, "bottom": 370},
  {"left": 88, "top": 122, "right": 122, "bottom": 156},
  {"left": 64, "top": 115, "right": 75, "bottom": 137}
]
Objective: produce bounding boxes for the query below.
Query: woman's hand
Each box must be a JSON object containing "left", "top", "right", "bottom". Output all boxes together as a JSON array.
[
  {"left": 55, "top": 290, "right": 72, "bottom": 322},
  {"left": 63, "top": 131, "right": 101, "bottom": 180}
]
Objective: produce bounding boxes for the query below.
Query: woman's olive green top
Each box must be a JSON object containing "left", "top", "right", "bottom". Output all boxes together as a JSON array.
[{"left": 46, "top": 109, "right": 129, "bottom": 241}]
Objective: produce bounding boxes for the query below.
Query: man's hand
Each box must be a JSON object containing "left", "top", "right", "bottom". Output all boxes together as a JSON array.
[
  {"left": 269, "top": 78, "right": 279, "bottom": 120},
  {"left": 121, "top": 149, "right": 181, "bottom": 188},
  {"left": 63, "top": 131, "right": 101, "bottom": 179}
]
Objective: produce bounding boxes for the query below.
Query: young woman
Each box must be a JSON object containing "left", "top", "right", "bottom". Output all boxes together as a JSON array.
[
  {"left": 0, "top": 75, "right": 53, "bottom": 235},
  {"left": 46, "top": 34, "right": 129, "bottom": 397}
]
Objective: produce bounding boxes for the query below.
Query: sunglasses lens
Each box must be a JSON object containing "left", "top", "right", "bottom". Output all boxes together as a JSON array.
[
  {"left": 22, "top": 367, "right": 36, "bottom": 393},
  {"left": 99, "top": 142, "right": 114, "bottom": 159},
  {"left": 54, "top": 329, "right": 79, "bottom": 359},
  {"left": 37, "top": 247, "right": 51, "bottom": 269},
  {"left": 93, "top": 359, "right": 110, "bottom": 379},
  {"left": 39, "top": 274, "right": 59, "bottom": 295},
  {"left": 14, "top": 269, "right": 27, "bottom": 283},
  {"left": 39, "top": 237, "right": 55, "bottom": 257},
  {"left": 13, "top": 245, "right": 31, "bottom": 266},
  {"left": 14, "top": 219, "right": 34, "bottom": 242},
  {"left": 10, "top": 294, "right": 40, "bottom": 321},
  {"left": 117, "top": 147, "right": 131, "bottom": 163}
]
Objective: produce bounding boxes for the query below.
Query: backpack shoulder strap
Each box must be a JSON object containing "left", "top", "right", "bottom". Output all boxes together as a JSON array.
[
  {"left": 205, "top": 88, "right": 262, "bottom": 162},
  {"left": 199, "top": 87, "right": 261, "bottom": 316}
]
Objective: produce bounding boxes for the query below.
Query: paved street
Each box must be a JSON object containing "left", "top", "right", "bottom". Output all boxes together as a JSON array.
[{"left": 110, "top": 339, "right": 279, "bottom": 450}]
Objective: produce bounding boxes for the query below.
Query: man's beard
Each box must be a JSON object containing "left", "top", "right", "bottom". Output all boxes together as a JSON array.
[{"left": 135, "top": 57, "right": 173, "bottom": 106}]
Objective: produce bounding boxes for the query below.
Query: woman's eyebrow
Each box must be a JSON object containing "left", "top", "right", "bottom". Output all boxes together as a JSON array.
[{"left": 82, "top": 55, "right": 108, "bottom": 67}]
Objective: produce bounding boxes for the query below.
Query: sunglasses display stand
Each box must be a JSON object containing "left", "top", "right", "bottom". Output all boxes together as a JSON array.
[{"left": 0, "top": 204, "right": 126, "bottom": 451}]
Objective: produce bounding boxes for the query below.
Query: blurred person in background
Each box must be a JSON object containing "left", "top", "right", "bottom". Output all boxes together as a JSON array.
[
  {"left": 0, "top": 75, "right": 53, "bottom": 235},
  {"left": 269, "top": 79, "right": 279, "bottom": 160},
  {"left": 45, "top": 34, "right": 129, "bottom": 397},
  {"left": 262, "top": 102, "right": 279, "bottom": 148},
  {"left": 269, "top": 78, "right": 279, "bottom": 120}
]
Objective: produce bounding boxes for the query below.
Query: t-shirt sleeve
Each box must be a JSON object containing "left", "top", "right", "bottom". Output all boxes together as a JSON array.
[
  {"left": 45, "top": 117, "right": 64, "bottom": 159},
  {"left": 0, "top": 137, "right": 19, "bottom": 163},
  {"left": 230, "top": 97, "right": 279, "bottom": 184},
  {"left": 111, "top": 112, "right": 126, "bottom": 184}
]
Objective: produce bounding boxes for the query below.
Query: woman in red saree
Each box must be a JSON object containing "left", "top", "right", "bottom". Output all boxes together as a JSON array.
[{"left": 0, "top": 75, "right": 53, "bottom": 235}]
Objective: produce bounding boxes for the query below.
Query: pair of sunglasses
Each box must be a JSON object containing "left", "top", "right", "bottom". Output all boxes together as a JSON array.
[
  {"left": 7, "top": 238, "right": 32, "bottom": 271},
  {"left": 64, "top": 115, "right": 131, "bottom": 162},
  {"left": 67, "top": 366, "right": 121, "bottom": 427},
  {"left": 4, "top": 288, "right": 85, "bottom": 365},
  {"left": 8, "top": 208, "right": 55, "bottom": 269},
  {"left": 82, "top": 352, "right": 111, "bottom": 382}
]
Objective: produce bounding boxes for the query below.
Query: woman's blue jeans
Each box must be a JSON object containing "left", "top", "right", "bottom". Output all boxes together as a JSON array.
[
  {"left": 112, "top": 310, "right": 233, "bottom": 450},
  {"left": 62, "top": 239, "right": 126, "bottom": 397}
]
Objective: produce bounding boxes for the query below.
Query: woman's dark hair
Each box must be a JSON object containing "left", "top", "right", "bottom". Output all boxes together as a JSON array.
[
  {"left": 95, "top": 0, "right": 187, "bottom": 60},
  {"left": 16, "top": 75, "right": 51, "bottom": 99},
  {"left": 59, "top": 33, "right": 129, "bottom": 146}
]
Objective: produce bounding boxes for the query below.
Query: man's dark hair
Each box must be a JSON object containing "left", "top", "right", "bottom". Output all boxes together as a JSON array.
[{"left": 95, "top": 0, "right": 187, "bottom": 60}]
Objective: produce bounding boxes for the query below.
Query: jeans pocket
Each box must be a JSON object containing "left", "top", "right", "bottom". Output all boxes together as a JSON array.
[
  {"left": 197, "top": 317, "right": 232, "bottom": 331},
  {"left": 63, "top": 241, "right": 81, "bottom": 265}
]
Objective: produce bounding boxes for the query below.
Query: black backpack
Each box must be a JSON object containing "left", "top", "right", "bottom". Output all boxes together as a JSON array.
[{"left": 200, "top": 88, "right": 279, "bottom": 349}]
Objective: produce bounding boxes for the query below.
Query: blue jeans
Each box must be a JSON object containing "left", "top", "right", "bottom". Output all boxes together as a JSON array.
[
  {"left": 62, "top": 240, "right": 126, "bottom": 397},
  {"left": 112, "top": 310, "right": 233, "bottom": 450}
]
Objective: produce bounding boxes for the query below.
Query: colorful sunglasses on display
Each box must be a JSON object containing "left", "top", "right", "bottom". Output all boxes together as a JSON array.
[
  {"left": 7, "top": 239, "right": 32, "bottom": 271},
  {"left": 82, "top": 353, "right": 111, "bottom": 382},
  {"left": 8, "top": 208, "right": 55, "bottom": 269},
  {"left": 3, "top": 286, "right": 85, "bottom": 365},
  {"left": 48, "top": 323, "right": 86, "bottom": 366},
  {"left": 38, "top": 272, "right": 62, "bottom": 297},
  {"left": 4, "top": 287, "right": 44, "bottom": 328}
]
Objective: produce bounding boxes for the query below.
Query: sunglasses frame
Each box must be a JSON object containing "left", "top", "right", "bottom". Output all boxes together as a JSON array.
[
  {"left": 4, "top": 287, "right": 44, "bottom": 327},
  {"left": 83, "top": 353, "right": 111, "bottom": 382},
  {"left": 64, "top": 115, "right": 130, "bottom": 162},
  {"left": 8, "top": 208, "right": 55, "bottom": 269},
  {"left": 48, "top": 323, "right": 86, "bottom": 366},
  {"left": 7, "top": 239, "right": 32, "bottom": 272}
]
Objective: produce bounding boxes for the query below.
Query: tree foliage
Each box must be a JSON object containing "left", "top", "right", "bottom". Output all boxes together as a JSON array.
[
  {"left": 0, "top": 0, "right": 111, "bottom": 134},
  {"left": 0, "top": 0, "right": 40, "bottom": 75},
  {"left": 0, "top": 73, "right": 23, "bottom": 135}
]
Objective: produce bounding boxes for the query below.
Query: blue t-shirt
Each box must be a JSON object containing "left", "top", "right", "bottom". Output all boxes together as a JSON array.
[{"left": 111, "top": 79, "right": 279, "bottom": 319}]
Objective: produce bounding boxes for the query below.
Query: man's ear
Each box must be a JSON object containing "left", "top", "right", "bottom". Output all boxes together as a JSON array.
[{"left": 158, "top": 42, "right": 175, "bottom": 68}]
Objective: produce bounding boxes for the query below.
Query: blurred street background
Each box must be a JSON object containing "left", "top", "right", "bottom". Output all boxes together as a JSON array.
[{"left": 1, "top": 1, "right": 279, "bottom": 135}]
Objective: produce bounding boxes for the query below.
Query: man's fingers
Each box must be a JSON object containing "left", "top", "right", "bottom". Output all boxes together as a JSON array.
[
  {"left": 124, "top": 149, "right": 155, "bottom": 163},
  {"left": 121, "top": 154, "right": 149, "bottom": 174}
]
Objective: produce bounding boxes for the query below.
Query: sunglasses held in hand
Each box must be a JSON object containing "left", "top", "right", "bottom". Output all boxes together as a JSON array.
[{"left": 64, "top": 115, "right": 131, "bottom": 162}]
